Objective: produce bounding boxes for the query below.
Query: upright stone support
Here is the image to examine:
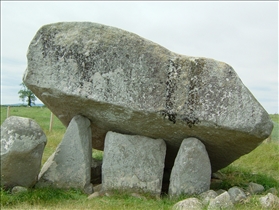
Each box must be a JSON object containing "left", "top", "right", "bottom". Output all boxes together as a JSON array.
[
  {"left": 102, "top": 131, "right": 166, "bottom": 196},
  {"left": 36, "top": 115, "right": 93, "bottom": 194},
  {"left": 169, "top": 137, "right": 211, "bottom": 197}
]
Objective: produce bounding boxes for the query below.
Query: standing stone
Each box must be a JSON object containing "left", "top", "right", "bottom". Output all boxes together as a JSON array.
[
  {"left": 1, "top": 116, "right": 47, "bottom": 189},
  {"left": 23, "top": 22, "right": 273, "bottom": 173},
  {"left": 36, "top": 115, "right": 92, "bottom": 194},
  {"left": 169, "top": 137, "right": 211, "bottom": 196},
  {"left": 102, "top": 131, "right": 166, "bottom": 196}
]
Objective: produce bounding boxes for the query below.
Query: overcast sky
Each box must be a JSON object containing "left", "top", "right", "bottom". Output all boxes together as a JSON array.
[{"left": 1, "top": 1, "right": 278, "bottom": 113}]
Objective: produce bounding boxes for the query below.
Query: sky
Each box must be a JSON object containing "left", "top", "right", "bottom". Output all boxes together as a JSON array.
[{"left": 1, "top": 1, "right": 278, "bottom": 114}]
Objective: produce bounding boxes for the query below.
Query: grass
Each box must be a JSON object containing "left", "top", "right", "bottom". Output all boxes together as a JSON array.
[
  {"left": 1, "top": 106, "right": 278, "bottom": 209},
  {"left": 0, "top": 188, "right": 179, "bottom": 210},
  {"left": 270, "top": 114, "right": 279, "bottom": 141}
]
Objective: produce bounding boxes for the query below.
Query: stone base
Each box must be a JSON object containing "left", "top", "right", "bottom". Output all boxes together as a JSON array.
[
  {"left": 169, "top": 137, "right": 211, "bottom": 196},
  {"left": 36, "top": 115, "right": 93, "bottom": 194},
  {"left": 102, "top": 131, "right": 166, "bottom": 196}
]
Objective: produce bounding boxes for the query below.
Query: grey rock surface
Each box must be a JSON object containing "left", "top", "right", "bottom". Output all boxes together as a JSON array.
[
  {"left": 23, "top": 22, "right": 273, "bottom": 172},
  {"left": 228, "top": 186, "right": 247, "bottom": 203},
  {"left": 208, "top": 191, "right": 234, "bottom": 210},
  {"left": 259, "top": 193, "right": 279, "bottom": 209},
  {"left": 36, "top": 115, "right": 93, "bottom": 194},
  {"left": 199, "top": 190, "right": 218, "bottom": 205},
  {"left": 247, "top": 182, "right": 265, "bottom": 195},
  {"left": 169, "top": 138, "right": 211, "bottom": 196},
  {"left": 11, "top": 186, "right": 28, "bottom": 194},
  {"left": 172, "top": 198, "right": 203, "bottom": 210},
  {"left": 102, "top": 131, "right": 166, "bottom": 196},
  {"left": 1, "top": 116, "right": 47, "bottom": 189}
]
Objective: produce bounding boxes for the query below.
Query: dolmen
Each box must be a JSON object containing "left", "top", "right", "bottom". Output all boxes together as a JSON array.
[{"left": 22, "top": 22, "right": 273, "bottom": 195}]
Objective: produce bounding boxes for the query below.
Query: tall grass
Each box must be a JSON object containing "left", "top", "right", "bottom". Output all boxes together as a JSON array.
[{"left": 1, "top": 106, "right": 278, "bottom": 209}]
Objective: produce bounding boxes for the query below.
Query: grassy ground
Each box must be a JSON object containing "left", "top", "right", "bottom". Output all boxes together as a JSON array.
[{"left": 1, "top": 106, "right": 278, "bottom": 209}]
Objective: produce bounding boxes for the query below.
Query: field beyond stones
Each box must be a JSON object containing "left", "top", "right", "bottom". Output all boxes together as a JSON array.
[{"left": 1, "top": 106, "right": 278, "bottom": 210}]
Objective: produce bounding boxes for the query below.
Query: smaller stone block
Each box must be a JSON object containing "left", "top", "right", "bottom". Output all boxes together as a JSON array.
[
  {"left": 12, "top": 186, "right": 28, "bottom": 194},
  {"left": 36, "top": 115, "right": 92, "bottom": 194},
  {"left": 1, "top": 116, "right": 47, "bottom": 189},
  {"left": 173, "top": 198, "right": 203, "bottom": 210},
  {"left": 228, "top": 186, "right": 246, "bottom": 203},
  {"left": 208, "top": 191, "right": 234, "bottom": 210},
  {"left": 247, "top": 182, "right": 265, "bottom": 195},
  {"left": 102, "top": 131, "right": 166, "bottom": 196},
  {"left": 169, "top": 137, "right": 211, "bottom": 196},
  {"left": 259, "top": 193, "right": 279, "bottom": 209},
  {"left": 199, "top": 190, "right": 218, "bottom": 205}
]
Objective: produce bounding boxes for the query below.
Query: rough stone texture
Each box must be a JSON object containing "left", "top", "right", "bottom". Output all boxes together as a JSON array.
[
  {"left": 228, "top": 186, "right": 247, "bottom": 203},
  {"left": 11, "top": 186, "right": 28, "bottom": 194},
  {"left": 169, "top": 138, "right": 211, "bottom": 196},
  {"left": 259, "top": 193, "right": 279, "bottom": 209},
  {"left": 23, "top": 22, "right": 273, "bottom": 172},
  {"left": 102, "top": 131, "right": 166, "bottom": 196},
  {"left": 247, "top": 182, "right": 265, "bottom": 195},
  {"left": 36, "top": 115, "right": 93, "bottom": 194},
  {"left": 199, "top": 190, "right": 218, "bottom": 205},
  {"left": 172, "top": 198, "right": 203, "bottom": 210},
  {"left": 208, "top": 191, "right": 234, "bottom": 210},
  {"left": 1, "top": 116, "right": 47, "bottom": 189}
]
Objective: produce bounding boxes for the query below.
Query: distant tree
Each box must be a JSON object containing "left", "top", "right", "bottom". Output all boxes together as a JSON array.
[{"left": 18, "top": 83, "right": 36, "bottom": 107}]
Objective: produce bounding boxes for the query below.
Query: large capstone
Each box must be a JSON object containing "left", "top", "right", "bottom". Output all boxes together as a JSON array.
[
  {"left": 1, "top": 116, "right": 47, "bottom": 189},
  {"left": 23, "top": 22, "right": 273, "bottom": 172}
]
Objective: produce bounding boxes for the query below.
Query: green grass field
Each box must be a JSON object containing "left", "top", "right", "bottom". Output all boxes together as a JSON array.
[{"left": 1, "top": 106, "right": 278, "bottom": 209}]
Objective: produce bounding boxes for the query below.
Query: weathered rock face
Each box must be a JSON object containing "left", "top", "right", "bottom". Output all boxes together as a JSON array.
[
  {"left": 36, "top": 115, "right": 93, "bottom": 194},
  {"left": 259, "top": 193, "right": 279, "bottom": 209},
  {"left": 173, "top": 198, "right": 203, "bottom": 210},
  {"left": 102, "top": 131, "right": 166, "bottom": 196},
  {"left": 228, "top": 186, "right": 247, "bottom": 204},
  {"left": 1, "top": 116, "right": 47, "bottom": 189},
  {"left": 169, "top": 138, "right": 211, "bottom": 196},
  {"left": 23, "top": 22, "right": 273, "bottom": 172},
  {"left": 207, "top": 192, "right": 234, "bottom": 210}
]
